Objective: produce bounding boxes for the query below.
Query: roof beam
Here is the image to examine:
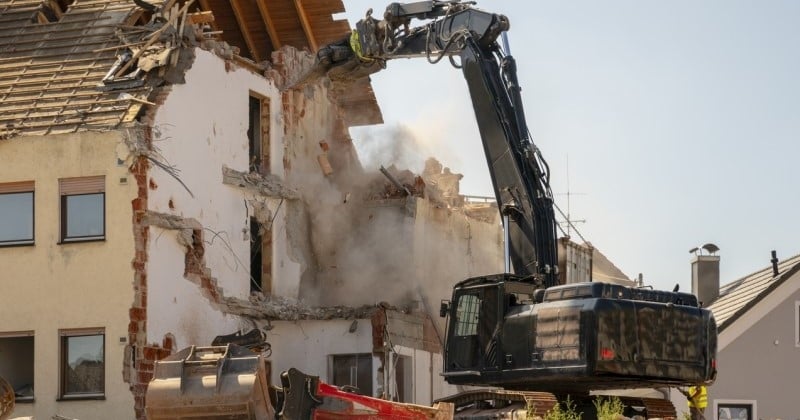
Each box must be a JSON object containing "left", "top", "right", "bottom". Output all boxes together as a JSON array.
[
  {"left": 229, "top": 0, "right": 261, "bottom": 61},
  {"left": 196, "top": 0, "right": 219, "bottom": 31},
  {"left": 292, "top": 0, "right": 317, "bottom": 51},
  {"left": 256, "top": 0, "right": 281, "bottom": 51}
]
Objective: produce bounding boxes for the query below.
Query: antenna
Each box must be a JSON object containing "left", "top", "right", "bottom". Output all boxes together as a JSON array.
[{"left": 555, "top": 155, "right": 586, "bottom": 238}]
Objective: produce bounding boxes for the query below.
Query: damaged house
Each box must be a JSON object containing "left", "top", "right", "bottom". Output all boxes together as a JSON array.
[{"left": 0, "top": 0, "right": 508, "bottom": 418}]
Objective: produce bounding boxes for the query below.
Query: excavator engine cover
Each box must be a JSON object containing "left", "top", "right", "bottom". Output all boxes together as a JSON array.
[{"left": 146, "top": 345, "right": 274, "bottom": 419}]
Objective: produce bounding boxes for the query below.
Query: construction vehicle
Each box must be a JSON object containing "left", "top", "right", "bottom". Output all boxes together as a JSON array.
[{"left": 147, "top": 1, "right": 716, "bottom": 418}]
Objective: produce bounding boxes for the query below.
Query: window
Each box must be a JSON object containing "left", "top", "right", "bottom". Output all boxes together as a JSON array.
[
  {"left": 715, "top": 400, "right": 756, "bottom": 420},
  {"left": 330, "top": 354, "right": 372, "bottom": 396},
  {"left": 248, "top": 94, "right": 270, "bottom": 173},
  {"left": 0, "top": 332, "right": 35, "bottom": 402},
  {"left": 454, "top": 294, "right": 481, "bottom": 336},
  {"left": 60, "top": 329, "right": 104, "bottom": 399},
  {"left": 59, "top": 176, "right": 105, "bottom": 243},
  {"left": 0, "top": 181, "right": 34, "bottom": 246}
]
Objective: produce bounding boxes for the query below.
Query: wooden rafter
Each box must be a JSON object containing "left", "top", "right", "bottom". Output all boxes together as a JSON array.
[
  {"left": 292, "top": 0, "right": 317, "bottom": 51},
  {"left": 196, "top": 0, "right": 218, "bottom": 31},
  {"left": 229, "top": 0, "right": 260, "bottom": 61},
  {"left": 255, "top": 0, "right": 281, "bottom": 51}
]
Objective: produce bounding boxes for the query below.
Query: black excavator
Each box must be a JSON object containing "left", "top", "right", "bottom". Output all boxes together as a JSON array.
[
  {"left": 312, "top": 1, "right": 717, "bottom": 417},
  {"left": 145, "top": 2, "right": 717, "bottom": 419}
]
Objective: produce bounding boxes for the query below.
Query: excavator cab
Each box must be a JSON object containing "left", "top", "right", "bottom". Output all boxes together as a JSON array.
[{"left": 442, "top": 274, "right": 537, "bottom": 378}]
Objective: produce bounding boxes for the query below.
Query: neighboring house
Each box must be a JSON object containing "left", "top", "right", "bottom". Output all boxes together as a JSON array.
[
  {"left": 670, "top": 252, "right": 800, "bottom": 419},
  {"left": 0, "top": 1, "right": 505, "bottom": 419}
]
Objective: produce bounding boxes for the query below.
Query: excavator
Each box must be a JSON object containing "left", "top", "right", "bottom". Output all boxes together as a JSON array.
[{"left": 146, "top": 1, "right": 717, "bottom": 418}]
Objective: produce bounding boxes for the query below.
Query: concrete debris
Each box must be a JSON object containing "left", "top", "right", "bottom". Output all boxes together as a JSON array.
[
  {"left": 368, "top": 164, "right": 425, "bottom": 200},
  {"left": 222, "top": 293, "right": 385, "bottom": 321},
  {"left": 317, "top": 154, "right": 334, "bottom": 176},
  {"left": 141, "top": 211, "right": 202, "bottom": 231},
  {"left": 222, "top": 166, "right": 299, "bottom": 200}
]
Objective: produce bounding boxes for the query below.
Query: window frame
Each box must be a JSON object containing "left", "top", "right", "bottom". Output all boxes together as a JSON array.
[
  {"left": 58, "top": 328, "right": 105, "bottom": 400},
  {"left": 713, "top": 399, "right": 757, "bottom": 420},
  {"left": 58, "top": 177, "right": 105, "bottom": 244},
  {"left": 328, "top": 353, "right": 374, "bottom": 397},
  {"left": 0, "top": 181, "right": 35, "bottom": 247},
  {"left": 0, "top": 331, "right": 35, "bottom": 403}
]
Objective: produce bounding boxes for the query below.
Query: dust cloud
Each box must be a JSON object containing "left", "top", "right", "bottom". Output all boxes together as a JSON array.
[{"left": 290, "top": 125, "right": 503, "bottom": 308}]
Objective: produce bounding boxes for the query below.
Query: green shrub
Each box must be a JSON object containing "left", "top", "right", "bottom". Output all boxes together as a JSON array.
[
  {"left": 593, "top": 395, "right": 625, "bottom": 419},
  {"left": 543, "top": 396, "right": 582, "bottom": 420}
]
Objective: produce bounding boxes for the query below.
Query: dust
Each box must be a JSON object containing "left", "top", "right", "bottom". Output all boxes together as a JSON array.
[{"left": 289, "top": 125, "right": 503, "bottom": 308}]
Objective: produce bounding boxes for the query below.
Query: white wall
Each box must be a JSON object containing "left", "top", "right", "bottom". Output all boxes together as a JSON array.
[{"left": 147, "top": 49, "right": 298, "bottom": 347}]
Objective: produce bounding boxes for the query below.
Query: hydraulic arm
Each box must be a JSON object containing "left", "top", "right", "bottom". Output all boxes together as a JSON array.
[{"left": 317, "top": 0, "right": 559, "bottom": 287}]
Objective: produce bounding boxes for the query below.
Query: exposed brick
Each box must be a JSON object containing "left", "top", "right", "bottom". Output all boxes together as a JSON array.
[{"left": 129, "top": 307, "right": 146, "bottom": 321}]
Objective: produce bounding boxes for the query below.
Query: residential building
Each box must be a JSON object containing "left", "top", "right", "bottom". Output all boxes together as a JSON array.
[
  {"left": 670, "top": 251, "right": 800, "bottom": 419},
  {"left": 0, "top": 1, "right": 504, "bottom": 418}
]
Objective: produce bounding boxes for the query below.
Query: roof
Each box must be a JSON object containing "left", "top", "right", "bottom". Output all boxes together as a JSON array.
[
  {"left": 0, "top": 0, "right": 154, "bottom": 138},
  {"left": 0, "top": 0, "right": 380, "bottom": 139},
  {"left": 709, "top": 252, "right": 800, "bottom": 330}
]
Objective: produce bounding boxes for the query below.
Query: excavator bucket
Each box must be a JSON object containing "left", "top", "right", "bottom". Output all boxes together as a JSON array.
[{"left": 146, "top": 345, "right": 274, "bottom": 419}]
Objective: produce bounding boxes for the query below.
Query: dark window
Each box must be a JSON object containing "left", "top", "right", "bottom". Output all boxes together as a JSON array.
[
  {"left": 454, "top": 294, "right": 481, "bottom": 336},
  {"left": 0, "top": 181, "right": 34, "bottom": 246},
  {"left": 331, "top": 354, "right": 372, "bottom": 396},
  {"left": 248, "top": 94, "right": 270, "bottom": 173},
  {"left": 59, "top": 177, "right": 105, "bottom": 243},
  {"left": 60, "top": 329, "right": 104, "bottom": 398},
  {"left": 250, "top": 217, "right": 262, "bottom": 293},
  {"left": 0, "top": 332, "right": 35, "bottom": 402}
]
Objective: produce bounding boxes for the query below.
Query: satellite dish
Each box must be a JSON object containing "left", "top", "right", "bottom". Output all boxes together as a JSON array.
[
  {"left": 702, "top": 243, "right": 720, "bottom": 255},
  {"left": 689, "top": 247, "right": 700, "bottom": 255}
]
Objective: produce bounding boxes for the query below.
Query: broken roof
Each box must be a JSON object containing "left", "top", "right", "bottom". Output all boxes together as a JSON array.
[
  {"left": 0, "top": 0, "right": 154, "bottom": 138},
  {"left": 0, "top": 0, "right": 380, "bottom": 139},
  {"left": 709, "top": 252, "right": 800, "bottom": 330}
]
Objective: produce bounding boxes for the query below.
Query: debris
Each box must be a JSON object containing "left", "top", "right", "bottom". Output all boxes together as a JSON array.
[
  {"left": 222, "top": 293, "right": 384, "bottom": 321},
  {"left": 188, "top": 11, "right": 215, "bottom": 25},
  {"left": 222, "top": 166, "right": 299, "bottom": 199},
  {"left": 379, "top": 165, "right": 411, "bottom": 196},
  {"left": 317, "top": 154, "right": 334, "bottom": 176}
]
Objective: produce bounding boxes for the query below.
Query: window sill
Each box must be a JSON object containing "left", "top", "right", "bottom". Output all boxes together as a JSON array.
[
  {"left": 58, "top": 237, "right": 105, "bottom": 245},
  {"left": 57, "top": 394, "right": 105, "bottom": 401},
  {"left": 0, "top": 241, "right": 34, "bottom": 248},
  {"left": 15, "top": 396, "right": 34, "bottom": 403}
]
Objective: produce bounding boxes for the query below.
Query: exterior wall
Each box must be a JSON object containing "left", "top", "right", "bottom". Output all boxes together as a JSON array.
[
  {"left": 268, "top": 320, "right": 376, "bottom": 390},
  {"left": 0, "top": 131, "right": 137, "bottom": 419},
  {"left": 267, "top": 320, "right": 453, "bottom": 405},
  {"left": 145, "top": 49, "right": 283, "bottom": 349}
]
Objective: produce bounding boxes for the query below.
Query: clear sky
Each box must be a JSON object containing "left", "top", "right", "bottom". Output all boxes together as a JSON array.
[{"left": 343, "top": 0, "right": 800, "bottom": 293}]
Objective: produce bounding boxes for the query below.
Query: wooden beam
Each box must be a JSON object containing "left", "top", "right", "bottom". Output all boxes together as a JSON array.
[
  {"left": 229, "top": 0, "right": 261, "bottom": 61},
  {"left": 196, "top": 0, "right": 219, "bottom": 32},
  {"left": 256, "top": 0, "right": 281, "bottom": 51},
  {"left": 292, "top": 0, "right": 317, "bottom": 51}
]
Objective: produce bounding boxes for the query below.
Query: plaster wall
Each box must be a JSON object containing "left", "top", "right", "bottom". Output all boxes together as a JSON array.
[
  {"left": 147, "top": 49, "right": 292, "bottom": 345},
  {"left": 0, "top": 131, "right": 137, "bottom": 419},
  {"left": 267, "top": 320, "right": 376, "bottom": 391}
]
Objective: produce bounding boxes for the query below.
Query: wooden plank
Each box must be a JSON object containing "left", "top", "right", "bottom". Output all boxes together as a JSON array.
[
  {"left": 229, "top": 0, "right": 260, "bottom": 61},
  {"left": 256, "top": 0, "right": 281, "bottom": 50},
  {"left": 292, "top": 0, "right": 317, "bottom": 51}
]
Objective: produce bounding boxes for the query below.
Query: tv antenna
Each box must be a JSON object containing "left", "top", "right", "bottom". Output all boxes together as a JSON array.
[{"left": 555, "top": 155, "right": 586, "bottom": 239}]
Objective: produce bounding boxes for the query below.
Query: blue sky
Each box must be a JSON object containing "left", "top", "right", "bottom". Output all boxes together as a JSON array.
[{"left": 344, "top": 1, "right": 800, "bottom": 292}]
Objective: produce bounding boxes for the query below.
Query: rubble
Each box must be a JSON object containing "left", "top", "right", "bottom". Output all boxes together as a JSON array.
[
  {"left": 223, "top": 293, "right": 383, "bottom": 321},
  {"left": 222, "top": 166, "right": 299, "bottom": 199}
]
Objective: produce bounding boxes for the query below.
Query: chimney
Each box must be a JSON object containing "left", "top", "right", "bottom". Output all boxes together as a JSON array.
[{"left": 691, "top": 254, "right": 720, "bottom": 306}]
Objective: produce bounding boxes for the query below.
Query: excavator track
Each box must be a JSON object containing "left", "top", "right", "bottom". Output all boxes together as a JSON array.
[
  {"left": 438, "top": 389, "right": 558, "bottom": 417},
  {"left": 437, "top": 389, "right": 676, "bottom": 419}
]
